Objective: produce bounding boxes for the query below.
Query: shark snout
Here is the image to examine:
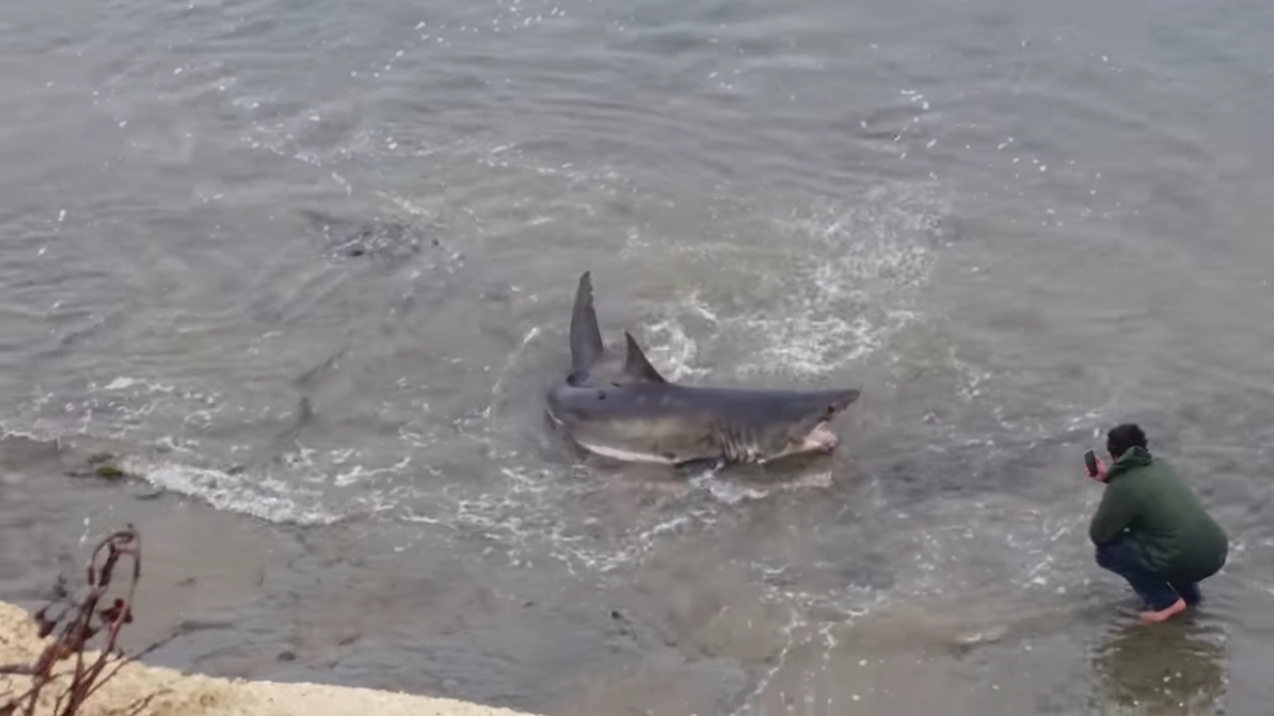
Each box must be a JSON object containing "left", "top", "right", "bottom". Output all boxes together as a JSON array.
[
  {"left": 744, "top": 387, "right": 861, "bottom": 461},
  {"left": 818, "top": 388, "right": 861, "bottom": 417},
  {"left": 784, "top": 387, "right": 859, "bottom": 440}
]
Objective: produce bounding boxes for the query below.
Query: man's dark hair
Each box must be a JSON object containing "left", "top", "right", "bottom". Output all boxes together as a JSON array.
[{"left": 1106, "top": 423, "right": 1148, "bottom": 459}]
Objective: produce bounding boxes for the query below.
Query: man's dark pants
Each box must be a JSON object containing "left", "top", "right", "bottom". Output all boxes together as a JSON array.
[{"left": 1095, "top": 537, "right": 1201, "bottom": 611}]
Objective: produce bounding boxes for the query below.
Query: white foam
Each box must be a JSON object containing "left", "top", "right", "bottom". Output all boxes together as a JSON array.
[
  {"left": 642, "top": 186, "right": 941, "bottom": 381},
  {"left": 641, "top": 312, "right": 714, "bottom": 381},
  {"left": 332, "top": 456, "right": 412, "bottom": 487},
  {"left": 692, "top": 469, "right": 835, "bottom": 506},
  {"left": 138, "top": 461, "right": 344, "bottom": 526}
]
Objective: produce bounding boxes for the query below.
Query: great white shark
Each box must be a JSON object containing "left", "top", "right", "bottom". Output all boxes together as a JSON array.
[{"left": 545, "top": 271, "right": 861, "bottom": 468}]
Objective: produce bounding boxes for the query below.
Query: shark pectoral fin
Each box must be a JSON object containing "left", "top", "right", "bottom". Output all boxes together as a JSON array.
[
  {"left": 620, "top": 331, "right": 668, "bottom": 384},
  {"left": 569, "top": 271, "right": 606, "bottom": 375}
]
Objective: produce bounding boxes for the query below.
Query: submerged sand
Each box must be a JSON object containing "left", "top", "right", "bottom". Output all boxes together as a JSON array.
[{"left": 0, "top": 601, "right": 540, "bottom": 716}]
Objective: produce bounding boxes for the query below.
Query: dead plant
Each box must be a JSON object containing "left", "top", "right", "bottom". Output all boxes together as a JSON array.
[{"left": 1, "top": 524, "right": 171, "bottom": 716}]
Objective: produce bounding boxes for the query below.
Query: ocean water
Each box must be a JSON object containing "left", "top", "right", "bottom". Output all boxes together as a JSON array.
[{"left": 3, "top": 0, "right": 1274, "bottom": 713}]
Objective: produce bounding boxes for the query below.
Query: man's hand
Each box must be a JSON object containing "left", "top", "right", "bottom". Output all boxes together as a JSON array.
[{"left": 1088, "top": 454, "right": 1109, "bottom": 482}]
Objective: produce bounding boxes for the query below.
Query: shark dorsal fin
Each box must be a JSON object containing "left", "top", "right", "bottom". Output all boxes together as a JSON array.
[
  {"left": 620, "top": 331, "right": 667, "bottom": 384},
  {"left": 569, "top": 271, "right": 606, "bottom": 376}
]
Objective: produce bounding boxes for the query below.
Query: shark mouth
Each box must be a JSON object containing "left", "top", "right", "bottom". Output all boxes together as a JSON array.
[{"left": 802, "top": 422, "right": 840, "bottom": 452}]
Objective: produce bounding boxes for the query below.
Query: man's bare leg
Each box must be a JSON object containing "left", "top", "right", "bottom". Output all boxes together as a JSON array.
[{"left": 1140, "top": 597, "right": 1188, "bottom": 623}]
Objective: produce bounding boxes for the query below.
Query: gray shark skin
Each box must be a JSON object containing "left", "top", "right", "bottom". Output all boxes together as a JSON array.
[{"left": 545, "top": 271, "right": 861, "bottom": 467}]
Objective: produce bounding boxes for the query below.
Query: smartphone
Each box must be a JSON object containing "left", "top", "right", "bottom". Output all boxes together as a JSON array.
[{"left": 1084, "top": 449, "right": 1098, "bottom": 477}]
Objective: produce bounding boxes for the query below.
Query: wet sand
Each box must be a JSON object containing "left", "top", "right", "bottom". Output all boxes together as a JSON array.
[{"left": 0, "top": 600, "right": 540, "bottom": 716}]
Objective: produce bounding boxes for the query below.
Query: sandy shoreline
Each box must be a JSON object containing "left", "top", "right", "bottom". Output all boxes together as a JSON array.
[{"left": 0, "top": 601, "right": 542, "bottom": 716}]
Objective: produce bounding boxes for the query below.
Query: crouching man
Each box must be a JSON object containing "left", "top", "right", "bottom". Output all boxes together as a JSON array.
[{"left": 1087, "top": 423, "right": 1229, "bottom": 623}]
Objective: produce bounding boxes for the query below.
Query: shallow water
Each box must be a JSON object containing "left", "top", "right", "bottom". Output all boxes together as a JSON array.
[{"left": 3, "top": 0, "right": 1274, "bottom": 713}]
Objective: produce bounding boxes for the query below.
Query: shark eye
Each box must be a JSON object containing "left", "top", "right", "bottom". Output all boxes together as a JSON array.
[
  {"left": 596, "top": 390, "right": 606, "bottom": 400},
  {"left": 825, "top": 404, "right": 837, "bottom": 415}
]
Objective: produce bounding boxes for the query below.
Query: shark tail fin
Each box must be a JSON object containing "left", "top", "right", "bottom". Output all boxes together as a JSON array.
[{"left": 569, "top": 271, "right": 606, "bottom": 375}]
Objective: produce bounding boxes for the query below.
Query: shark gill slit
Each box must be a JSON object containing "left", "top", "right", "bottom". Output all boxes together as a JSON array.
[{"left": 718, "top": 422, "right": 752, "bottom": 462}]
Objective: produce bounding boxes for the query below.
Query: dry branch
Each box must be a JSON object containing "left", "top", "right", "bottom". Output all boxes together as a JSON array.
[{"left": 0, "top": 524, "right": 157, "bottom": 716}]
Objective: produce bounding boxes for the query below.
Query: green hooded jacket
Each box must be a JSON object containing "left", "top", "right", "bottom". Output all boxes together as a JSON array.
[{"left": 1088, "top": 446, "right": 1228, "bottom": 583}]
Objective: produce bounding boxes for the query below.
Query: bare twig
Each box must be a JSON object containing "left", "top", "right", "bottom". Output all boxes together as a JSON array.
[
  {"left": 118, "top": 687, "right": 174, "bottom": 716},
  {"left": 0, "top": 524, "right": 161, "bottom": 716}
]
